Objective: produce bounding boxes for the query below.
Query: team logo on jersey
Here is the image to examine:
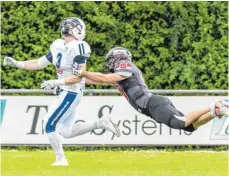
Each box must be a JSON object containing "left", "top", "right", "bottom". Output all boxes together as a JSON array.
[
  {"left": 73, "top": 63, "right": 81, "bottom": 69},
  {"left": 72, "top": 63, "right": 81, "bottom": 75},
  {"left": 56, "top": 69, "right": 63, "bottom": 74},
  {"left": 116, "top": 61, "right": 131, "bottom": 70}
]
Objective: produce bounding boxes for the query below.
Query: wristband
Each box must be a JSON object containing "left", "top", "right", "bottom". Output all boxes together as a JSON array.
[
  {"left": 16, "top": 61, "right": 25, "bottom": 69},
  {"left": 54, "top": 78, "right": 65, "bottom": 86}
]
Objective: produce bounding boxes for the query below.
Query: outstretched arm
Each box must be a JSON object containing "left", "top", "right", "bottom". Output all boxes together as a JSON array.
[
  {"left": 40, "top": 63, "right": 86, "bottom": 90},
  {"left": 74, "top": 70, "right": 126, "bottom": 84},
  {"left": 85, "top": 78, "right": 114, "bottom": 85},
  {"left": 3, "top": 55, "right": 51, "bottom": 70}
]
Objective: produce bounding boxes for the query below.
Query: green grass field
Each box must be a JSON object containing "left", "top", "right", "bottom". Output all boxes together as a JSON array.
[{"left": 1, "top": 149, "right": 228, "bottom": 176}]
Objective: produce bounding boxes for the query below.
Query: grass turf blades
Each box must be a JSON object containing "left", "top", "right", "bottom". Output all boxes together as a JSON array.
[{"left": 1, "top": 150, "right": 228, "bottom": 176}]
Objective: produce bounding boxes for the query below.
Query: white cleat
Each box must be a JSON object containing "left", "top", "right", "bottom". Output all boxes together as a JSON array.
[
  {"left": 51, "top": 159, "right": 69, "bottom": 166},
  {"left": 100, "top": 115, "right": 121, "bottom": 137},
  {"left": 214, "top": 100, "right": 229, "bottom": 118}
]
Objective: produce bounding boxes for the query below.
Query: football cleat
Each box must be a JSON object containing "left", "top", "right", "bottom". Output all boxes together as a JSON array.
[
  {"left": 99, "top": 115, "right": 121, "bottom": 137},
  {"left": 51, "top": 159, "right": 69, "bottom": 166},
  {"left": 214, "top": 100, "right": 229, "bottom": 118}
]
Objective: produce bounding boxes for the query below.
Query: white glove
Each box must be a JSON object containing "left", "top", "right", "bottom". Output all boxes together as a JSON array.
[
  {"left": 41, "top": 80, "right": 56, "bottom": 90},
  {"left": 72, "top": 69, "right": 82, "bottom": 76},
  {"left": 3, "top": 56, "right": 24, "bottom": 68},
  {"left": 41, "top": 79, "right": 65, "bottom": 90},
  {"left": 3, "top": 57, "right": 18, "bottom": 67}
]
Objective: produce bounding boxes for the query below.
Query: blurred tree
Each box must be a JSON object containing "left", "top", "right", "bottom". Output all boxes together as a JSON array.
[{"left": 1, "top": 1, "right": 228, "bottom": 89}]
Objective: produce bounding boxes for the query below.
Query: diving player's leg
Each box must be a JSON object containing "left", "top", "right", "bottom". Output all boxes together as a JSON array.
[
  {"left": 192, "top": 112, "right": 214, "bottom": 129},
  {"left": 147, "top": 96, "right": 228, "bottom": 132},
  {"left": 169, "top": 99, "right": 229, "bottom": 131},
  {"left": 183, "top": 107, "right": 210, "bottom": 127},
  {"left": 191, "top": 100, "right": 229, "bottom": 129}
]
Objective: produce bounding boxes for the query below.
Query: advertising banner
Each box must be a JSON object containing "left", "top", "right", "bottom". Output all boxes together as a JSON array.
[{"left": 1, "top": 96, "right": 228, "bottom": 145}]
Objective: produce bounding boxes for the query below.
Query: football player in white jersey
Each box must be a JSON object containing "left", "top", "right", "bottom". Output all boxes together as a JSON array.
[{"left": 3, "top": 17, "right": 120, "bottom": 166}]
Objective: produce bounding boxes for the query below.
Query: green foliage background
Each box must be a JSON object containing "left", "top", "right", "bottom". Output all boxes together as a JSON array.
[{"left": 1, "top": 1, "right": 228, "bottom": 89}]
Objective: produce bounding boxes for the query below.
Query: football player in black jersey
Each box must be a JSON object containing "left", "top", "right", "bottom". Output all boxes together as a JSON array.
[{"left": 73, "top": 47, "right": 229, "bottom": 132}]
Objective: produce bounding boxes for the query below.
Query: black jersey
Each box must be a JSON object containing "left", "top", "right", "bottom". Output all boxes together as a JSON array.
[{"left": 113, "top": 60, "right": 152, "bottom": 114}]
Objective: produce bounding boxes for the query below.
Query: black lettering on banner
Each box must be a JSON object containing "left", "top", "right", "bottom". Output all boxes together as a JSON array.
[
  {"left": 122, "top": 120, "right": 131, "bottom": 135},
  {"left": 159, "top": 123, "right": 162, "bottom": 135},
  {"left": 42, "top": 120, "right": 44, "bottom": 134},
  {"left": 111, "top": 120, "right": 121, "bottom": 140},
  {"left": 169, "top": 127, "right": 172, "bottom": 135},
  {"left": 27, "top": 106, "right": 48, "bottom": 135},
  {"left": 184, "top": 131, "right": 192, "bottom": 135},
  {"left": 169, "top": 127, "right": 192, "bottom": 136},
  {"left": 132, "top": 115, "right": 140, "bottom": 135},
  {"left": 75, "top": 120, "right": 85, "bottom": 123},
  {"left": 91, "top": 105, "right": 113, "bottom": 135},
  {"left": 142, "top": 120, "right": 157, "bottom": 135}
]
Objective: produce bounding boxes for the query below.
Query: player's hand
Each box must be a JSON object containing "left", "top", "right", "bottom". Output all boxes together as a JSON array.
[
  {"left": 3, "top": 57, "right": 18, "bottom": 67},
  {"left": 72, "top": 69, "right": 82, "bottom": 76},
  {"left": 41, "top": 80, "right": 56, "bottom": 90}
]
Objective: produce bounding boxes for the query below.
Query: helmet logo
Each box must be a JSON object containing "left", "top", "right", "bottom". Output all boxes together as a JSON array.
[{"left": 116, "top": 61, "right": 131, "bottom": 70}]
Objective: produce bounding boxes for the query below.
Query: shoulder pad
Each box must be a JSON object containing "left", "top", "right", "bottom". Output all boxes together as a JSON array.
[
  {"left": 50, "top": 39, "right": 65, "bottom": 51},
  {"left": 72, "top": 41, "right": 91, "bottom": 57}
]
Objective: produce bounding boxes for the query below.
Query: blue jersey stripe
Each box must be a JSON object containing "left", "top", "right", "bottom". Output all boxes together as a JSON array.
[
  {"left": 45, "top": 52, "right": 53, "bottom": 63},
  {"left": 45, "top": 92, "right": 77, "bottom": 133},
  {"left": 81, "top": 43, "right": 85, "bottom": 54},
  {"left": 78, "top": 44, "right": 82, "bottom": 55}
]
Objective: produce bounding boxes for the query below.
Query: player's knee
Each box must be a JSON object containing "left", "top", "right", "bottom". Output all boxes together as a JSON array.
[
  {"left": 183, "top": 124, "right": 195, "bottom": 132},
  {"left": 43, "top": 120, "right": 55, "bottom": 134},
  {"left": 57, "top": 126, "right": 71, "bottom": 138},
  {"left": 170, "top": 117, "right": 186, "bottom": 130},
  {"left": 43, "top": 120, "right": 50, "bottom": 134},
  {"left": 170, "top": 116, "right": 195, "bottom": 132}
]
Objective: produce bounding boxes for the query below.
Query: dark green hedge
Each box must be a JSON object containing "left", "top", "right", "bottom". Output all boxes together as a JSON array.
[{"left": 1, "top": 1, "right": 228, "bottom": 89}]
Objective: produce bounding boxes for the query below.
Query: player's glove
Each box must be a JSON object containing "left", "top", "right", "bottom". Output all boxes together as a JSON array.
[
  {"left": 72, "top": 69, "right": 82, "bottom": 76},
  {"left": 41, "top": 80, "right": 56, "bottom": 90},
  {"left": 41, "top": 79, "right": 65, "bottom": 90},
  {"left": 3, "top": 56, "right": 25, "bottom": 68},
  {"left": 3, "top": 57, "right": 18, "bottom": 67}
]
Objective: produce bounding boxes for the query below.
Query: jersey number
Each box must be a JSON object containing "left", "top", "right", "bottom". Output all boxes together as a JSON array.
[{"left": 56, "top": 52, "right": 62, "bottom": 69}]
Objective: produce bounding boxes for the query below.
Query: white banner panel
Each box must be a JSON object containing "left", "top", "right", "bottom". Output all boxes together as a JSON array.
[{"left": 0, "top": 96, "right": 228, "bottom": 145}]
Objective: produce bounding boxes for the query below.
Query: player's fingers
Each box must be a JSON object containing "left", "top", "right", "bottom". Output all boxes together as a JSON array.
[
  {"left": 41, "top": 82, "right": 48, "bottom": 89},
  {"left": 44, "top": 85, "right": 51, "bottom": 90},
  {"left": 3, "top": 57, "right": 10, "bottom": 66}
]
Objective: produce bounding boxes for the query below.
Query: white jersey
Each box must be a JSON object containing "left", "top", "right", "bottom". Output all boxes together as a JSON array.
[{"left": 48, "top": 39, "right": 91, "bottom": 93}]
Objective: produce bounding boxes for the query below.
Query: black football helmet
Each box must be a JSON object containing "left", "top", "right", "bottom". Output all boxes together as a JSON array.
[{"left": 104, "top": 47, "right": 132, "bottom": 72}]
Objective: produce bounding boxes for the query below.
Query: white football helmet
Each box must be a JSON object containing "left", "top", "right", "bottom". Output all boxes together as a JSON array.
[{"left": 60, "top": 17, "right": 86, "bottom": 41}]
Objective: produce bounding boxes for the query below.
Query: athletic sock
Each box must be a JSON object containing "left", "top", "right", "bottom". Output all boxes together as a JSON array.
[
  {"left": 210, "top": 110, "right": 217, "bottom": 118},
  {"left": 47, "top": 131, "right": 66, "bottom": 161}
]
